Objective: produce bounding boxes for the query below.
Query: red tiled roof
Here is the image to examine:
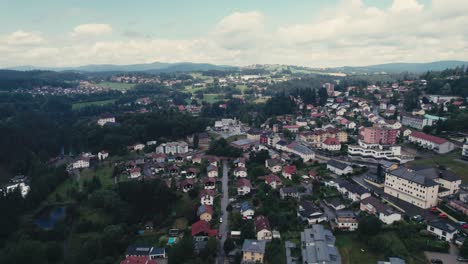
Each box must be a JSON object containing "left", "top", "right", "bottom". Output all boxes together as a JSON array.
[
  {"left": 236, "top": 178, "right": 252, "bottom": 188},
  {"left": 283, "top": 165, "right": 297, "bottom": 174},
  {"left": 191, "top": 220, "right": 217, "bottom": 237},
  {"left": 120, "top": 256, "right": 157, "bottom": 264},
  {"left": 309, "top": 170, "right": 318, "bottom": 177},
  {"left": 254, "top": 215, "right": 271, "bottom": 231},
  {"left": 410, "top": 131, "right": 448, "bottom": 144},
  {"left": 200, "top": 189, "right": 216, "bottom": 197},
  {"left": 264, "top": 174, "right": 282, "bottom": 185},
  {"left": 323, "top": 137, "right": 340, "bottom": 145}
]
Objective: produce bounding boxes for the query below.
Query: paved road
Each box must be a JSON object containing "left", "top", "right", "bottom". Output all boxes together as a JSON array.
[
  {"left": 218, "top": 160, "right": 230, "bottom": 264},
  {"left": 425, "top": 243, "right": 464, "bottom": 264}
]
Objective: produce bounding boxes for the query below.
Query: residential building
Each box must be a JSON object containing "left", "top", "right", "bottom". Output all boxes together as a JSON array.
[
  {"left": 155, "top": 141, "right": 189, "bottom": 154},
  {"left": 98, "top": 150, "right": 109, "bottom": 160},
  {"left": 207, "top": 165, "right": 219, "bottom": 178},
  {"left": 408, "top": 131, "right": 455, "bottom": 154},
  {"left": 300, "top": 225, "right": 341, "bottom": 264},
  {"left": 71, "top": 157, "right": 90, "bottom": 169},
  {"left": 242, "top": 240, "right": 266, "bottom": 264},
  {"left": 97, "top": 115, "right": 116, "bottom": 126},
  {"left": 359, "top": 127, "right": 398, "bottom": 145},
  {"left": 377, "top": 257, "right": 406, "bottom": 264},
  {"left": 327, "top": 160, "right": 353, "bottom": 175},
  {"left": 360, "top": 196, "right": 402, "bottom": 224},
  {"left": 200, "top": 189, "right": 216, "bottom": 206},
  {"left": 234, "top": 167, "right": 248, "bottom": 178},
  {"left": 286, "top": 142, "right": 316, "bottom": 162},
  {"left": 265, "top": 159, "right": 282, "bottom": 173},
  {"left": 263, "top": 174, "right": 283, "bottom": 189},
  {"left": 237, "top": 179, "right": 252, "bottom": 196},
  {"left": 335, "top": 180, "right": 371, "bottom": 202},
  {"left": 427, "top": 221, "right": 458, "bottom": 242},
  {"left": 401, "top": 114, "right": 432, "bottom": 130},
  {"left": 282, "top": 165, "right": 297, "bottom": 180},
  {"left": 254, "top": 215, "right": 272, "bottom": 241},
  {"left": 321, "top": 137, "right": 341, "bottom": 151},
  {"left": 191, "top": 220, "right": 218, "bottom": 239},
  {"left": 347, "top": 140, "right": 406, "bottom": 162},
  {"left": 384, "top": 166, "right": 439, "bottom": 209},
  {"left": 197, "top": 205, "right": 213, "bottom": 222},
  {"left": 335, "top": 210, "right": 358, "bottom": 231},
  {"left": 298, "top": 200, "right": 327, "bottom": 224},
  {"left": 241, "top": 202, "right": 255, "bottom": 219},
  {"left": 129, "top": 167, "right": 142, "bottom": 179},
  {"left": 280, "top": 186, "right": 300, "bottom": 200}
]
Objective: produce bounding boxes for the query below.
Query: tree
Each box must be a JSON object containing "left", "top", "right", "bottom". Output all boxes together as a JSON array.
[
  {"left": 193, "top": 133, "right": 199, "bottom": 149},
  {"left": 224, "top": 238, "right": 235, "bottom": 254},
  {"left": 168, "top": 234, "right": 195, "bottom": 264},
  {"left": 358, "top": 215, "right": 382, "bottom": 237},
  {"left": 318, "top": 87, "right": 328, "bottom": 106}
]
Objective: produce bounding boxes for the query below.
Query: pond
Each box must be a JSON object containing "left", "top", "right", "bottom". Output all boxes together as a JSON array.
[{"left": 35, "top": 206, "right": 66, "bottom": 230}]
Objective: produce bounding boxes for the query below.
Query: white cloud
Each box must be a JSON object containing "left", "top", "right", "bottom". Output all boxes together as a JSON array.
[
  {"left": 70, "top": 23, "right": 113, "bottom": 37},
  {"left": 2, "top": 1, "right": 468, "bottom": 68},
  {"left": 3, "top": 30, "right": 45, "bottom": 46}
]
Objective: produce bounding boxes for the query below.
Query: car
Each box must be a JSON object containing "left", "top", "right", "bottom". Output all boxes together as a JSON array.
[
  {"left": 430, "top": 258, "right": 443, "bottom": 264},
  {"left": 458, "top": 257, "right": 468, "bottom": 262},
  {"left": 438, "top": 213, "right": 448, "bottom": 218},
  {"left": 462, "top": 224, "right": 468, "bottom": 229},
  {"left": 219, "top": 217, "right": 223, "bottom": 223}
]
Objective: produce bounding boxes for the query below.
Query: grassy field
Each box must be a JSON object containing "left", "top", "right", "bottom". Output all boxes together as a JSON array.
[
  {"left": 409, "top": 151, "right": 468, "bottom": 182},
  {"left": 335, "top": 233, "right": 384, "bottom": 264},
  {"left": 203, "top": 93, "right": 225, "bottom": 103},
  {"left": 72, "top": 99, "right": 116, "bottom": 110},
  {"left": 98, "top": 81, "right": 135, "bottom": 91}
]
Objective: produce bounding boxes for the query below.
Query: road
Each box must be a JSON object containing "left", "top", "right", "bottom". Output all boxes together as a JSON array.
[{"left": 218, "top": 160, "right": 230, "bottom": 264}]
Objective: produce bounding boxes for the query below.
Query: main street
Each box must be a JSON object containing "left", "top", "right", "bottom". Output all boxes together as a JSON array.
[{"left": 217, "top": 160, "right": 230, "bottom": 264}]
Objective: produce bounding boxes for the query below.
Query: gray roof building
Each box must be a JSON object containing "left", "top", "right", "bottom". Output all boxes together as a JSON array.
[
  {"left": 387, "top": 166, "right": 438, "bottom": 187},
  {"left": 301, "top": 225, "right": 341, "bottom": 264},
  {"left": 242, "top": 239, "right": 266, "bottom": 254}
]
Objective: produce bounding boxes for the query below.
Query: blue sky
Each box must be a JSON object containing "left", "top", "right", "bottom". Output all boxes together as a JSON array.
[{"left": 0, "top": 0, "right": 464, "bottom": 67}]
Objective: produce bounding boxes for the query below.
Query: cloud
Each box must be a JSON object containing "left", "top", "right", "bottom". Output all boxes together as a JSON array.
[
  {"left": 2, "top": 1, "right": 468, "bottom": 67},
  {"left": 70, "top": 23, "right": 113, "bottom": 37},
  {"left": 2, "top": 30, "right": 45, "bottom": 46}
]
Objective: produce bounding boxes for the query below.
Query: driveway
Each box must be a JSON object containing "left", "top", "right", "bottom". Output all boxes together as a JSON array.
[
  {"left": 320, "top": 201, "right": 336, "bottom": 222},
  {"left": 425, "top": 244, "right": 464, "bottom": 264},
  {"left": 217, "top": 160, "right": 230, "bottom": 264}
]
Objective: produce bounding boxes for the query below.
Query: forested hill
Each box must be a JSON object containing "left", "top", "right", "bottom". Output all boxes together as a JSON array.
[
  {"left": 0, "top": 70, "right": 83, "bottom": 91},
  {"left": 422, "top": 65, "right": 468, "bottom": 98}
]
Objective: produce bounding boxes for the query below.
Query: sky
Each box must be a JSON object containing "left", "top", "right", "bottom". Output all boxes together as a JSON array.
[{"left": 0, "top": 0, "right": 467, "bottom": 68}]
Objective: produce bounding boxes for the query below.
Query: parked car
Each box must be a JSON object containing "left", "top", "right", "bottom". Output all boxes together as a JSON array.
[{"left": 430, "top": 258, "right": 443, "bottom": 264}]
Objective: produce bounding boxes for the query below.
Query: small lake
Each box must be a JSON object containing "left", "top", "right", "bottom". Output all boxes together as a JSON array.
[{"left": 35, "top": 206, "right": 66, "bottom": 229}]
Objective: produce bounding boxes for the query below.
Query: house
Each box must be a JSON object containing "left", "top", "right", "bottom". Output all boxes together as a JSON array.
[
  {"left": 237, "top": 179, "right": 252, "bottom": 196},
  {"left": 231, "top": 139, "right": 255, "bottom": 150},
  {"left": 241, "top": 202, "right": 255, "bottom": 219},
  {"left": 186, "top": 168, "right": 197, "bottom": 179},
  {"left": 449, "top": 199, "right": 468, "bottom": 215},
  {"left": 298, "top": 200, "right": 327, "bottom": 224},
  {"left": 130, "top": 167, "right": 142, "bottom": 179},
  {"left": 265, "top": 159, "right": 282, "bottom": 173},
  {"left": 301, "top": 225, "right": 341, "bottom": 264},
  {"left": 149, "top": 247, "right": 167, "bottom": 259},
  {"left": 126, "top": 245, "right": 165, "bottom": 260},
  {"left": 197, "top": 205, "right": 213, "bottom": 222},
  {"left": 427, "top": 221, "right": 458, "bottom": 242},
  {"left": 192, "top": 155, "right": 203, "bottom": 164},
  {"left": 326, "top": 201, "right": 347, "bottom": 216},
  {"left": 263, "top": 174, "right": 282, "bottom": 189},
  {"left": 335, "top": 210, "right": 358, "bottom": 231},
  {"left": 191, "top": 220, "right": 218, "bottom": 239},
  {"left": 98, "top": 150, "right": 109, "bottom": 160},
  {"left": 234, "top": 167, "right": 248, "bottom": 178},
  {"left": 152, "top": 153, "right": 166, "bottom": 163},
  {"left": 200, "top": 189, "right": 216, "bottom": 206},
  {"left": 336, "top": 180, "right": 371, "bottom": 202},
  {"left": 308, "top": 170, "right": 320, "bottom": 181},
  {"left": 242, "top": 240, "right": 266, "bottom": 264},
  {"left": 321, "top": 137, "right": 341, "bottom": 151},
  {"left": 254, "top": 215, "right": 272, "bottom": 241},
  {"left": 71, "top": 156, "right": 90, "bottom": 169},
  {"left": 280, "top": 186, "right": 300, "bottom": 200},
  {"left": 179, "top": 179, "right": 194, "bottom": 192},
  {"left": 202, "top": 177, "right": 216, "bottom": 190},
  {"left": 155, "top": 141, "right": 188, "bottom": 154},
  {"left": 360, "top": 196, "right": 402, "bottom": 225},
  {"left": 408, "top": 131, "right": 455, "bottom": 154},
  {"left": 286, "top": 142, "right": 315, "bottom": 162},
  {"left": 282, "top": 165, "right": 297, "bottom": 180},
  {"left": 234, "top": 158, "right": 246, "bottom": 168},
  {"left": 131, "top": 143, "right": 145, "bottom": 151},
  {"left": 97, "top": 115, "right": 116, "bottom": 126},
  {"left": 326, "top": 160, "right": 353, "bottom": 175},
  {"left": 207, "top": 165, "right": 219, "bottom": 178}
]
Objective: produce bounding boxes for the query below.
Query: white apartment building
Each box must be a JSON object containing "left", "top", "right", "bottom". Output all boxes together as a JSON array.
[
  {"left": 155, "top": 141, "right": 189, "bottom": 154},
  {"left": 97, "top": 116, "right": 116, "bottom": 126},
  {"left": 384, "top": 166, "right": 439, "bottom": 209},
  {"left": 348, "top": 140, "right": 405, "bottom": 162}
]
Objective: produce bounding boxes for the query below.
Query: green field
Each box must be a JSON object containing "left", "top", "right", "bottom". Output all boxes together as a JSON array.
[
  {"left": 409, "top": 151, "right": 468, "bottom": 182},
  {"left": 335, "top": 233, "right": 384, "bottom": 264},
  {"left": 72, "top": 99, "right": 116, "bottom": 110},
  {"left": 98, "top": 81, "right": 135, "bottom": 91}
]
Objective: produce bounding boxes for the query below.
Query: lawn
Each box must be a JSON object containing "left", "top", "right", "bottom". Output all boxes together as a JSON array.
[
  {"left": 72, "top": 99, "right": 116, "bottom": 110},
  {"left": 98, "top": 81, "right": 135, "bottom": 91},
  {"left": 409, "top": 151, "right": 468, "bottom": 182},
  {"left": 80, "top": 165, "right": 114, "bottom": 187},
  {"left": 203, "top": 93, "right": 225, "bottom": 103},
  {"left": 335, "top": 233, "right": 384, "bottom": 264}
]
